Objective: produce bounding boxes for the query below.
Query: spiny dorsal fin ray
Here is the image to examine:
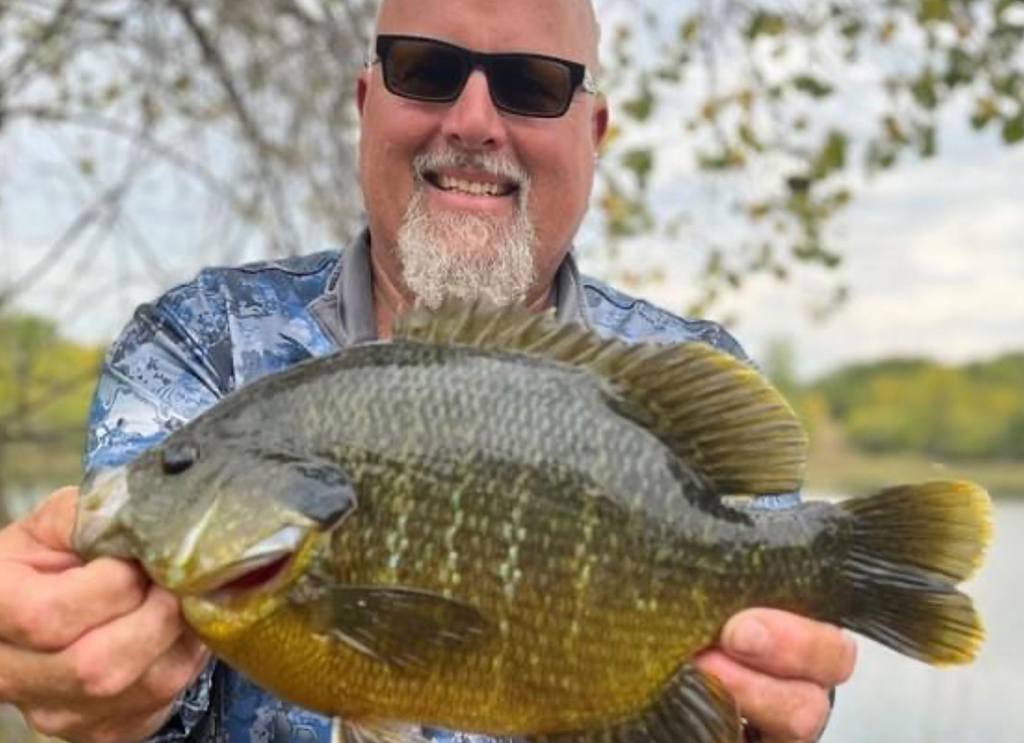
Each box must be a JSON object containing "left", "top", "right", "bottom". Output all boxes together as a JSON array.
[{"left": 396, "top": 300, "right": 808, "bottom": 495}]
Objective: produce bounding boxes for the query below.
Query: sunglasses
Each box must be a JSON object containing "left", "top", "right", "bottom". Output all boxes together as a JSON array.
[{"left": 373, "top": 34, "right": 598, "bottom": 119}]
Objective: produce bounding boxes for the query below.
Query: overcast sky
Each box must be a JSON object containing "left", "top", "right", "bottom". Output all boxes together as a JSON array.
[{"left": 629, "top": 121, "right": 1024, "bottom": 378}]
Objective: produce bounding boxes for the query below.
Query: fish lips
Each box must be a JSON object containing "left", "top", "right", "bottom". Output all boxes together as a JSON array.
[
  {"left": 168, "top": 524, "right": 310, "bottom": 599},
  {"left": 74, "top": 466, "right": 135, "bottom": 560}
]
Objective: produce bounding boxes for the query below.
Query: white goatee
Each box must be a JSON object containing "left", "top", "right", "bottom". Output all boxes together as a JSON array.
[{"left": 396, "top": 149, "right": 537, "bottom": 309}]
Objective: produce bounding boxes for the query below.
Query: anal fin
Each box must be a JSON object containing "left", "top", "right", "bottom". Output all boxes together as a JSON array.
[
  {"left": 530, "top": 664, "right": 742, "bottom": 743},
  {"left": 335, "top": 718, "right": 430, "bottom": 743}
]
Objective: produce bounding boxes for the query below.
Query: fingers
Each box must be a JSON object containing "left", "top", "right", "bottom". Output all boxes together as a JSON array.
[
  {"left": 719, "top": 608, "right": 857, "bottom": 688},
  {"left": 0, "top": 487, "right": 206, "bottom": 743},
  {"left": 51, "top": 585, "right": 187, "bottom": 700},
  {"left": 0, "top": 488, "right": 79, "bottom": 555},
  {"left": 23, "top": 487, "right": 81, "bottom": 551},
  {"left": 698, "top": 650, "right": 831, "bottom": 743},
  {"left": 19, "top": 630, "right": 210, "bottom": 743},
  {"left": 0, "top": 558, "right": 148, "bottom": 650},
  {"left": 0, "top": 584, "right": 185, "bottom": 702}
]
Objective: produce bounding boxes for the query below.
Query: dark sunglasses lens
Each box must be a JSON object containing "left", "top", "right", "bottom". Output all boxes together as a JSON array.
[
  {"left": 490, "top": 56, "right": 573, "bottom": 116},
  {"left": 384, "top": 39, "right": 466, "bottom": 101}
]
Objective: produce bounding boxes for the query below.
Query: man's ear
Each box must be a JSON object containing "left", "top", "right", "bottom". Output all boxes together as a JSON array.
[
  {"left": 357, "top": 72, "right": 370, "bottom": 118},
  {"left": 591, "top": 94, "right": 610, "bottom": 150}
]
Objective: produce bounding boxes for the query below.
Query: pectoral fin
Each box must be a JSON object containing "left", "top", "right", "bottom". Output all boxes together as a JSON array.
[
  {"left": 531, "top": 663, "right": 742, "bottom": 743},
  {"left": 303, "top": 586, "right": 493, "bottom": 671}
]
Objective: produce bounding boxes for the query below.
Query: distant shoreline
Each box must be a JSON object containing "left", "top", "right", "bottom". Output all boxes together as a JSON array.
[{"left": 804, "top": 449, "right": 1024, "bottom": 499}]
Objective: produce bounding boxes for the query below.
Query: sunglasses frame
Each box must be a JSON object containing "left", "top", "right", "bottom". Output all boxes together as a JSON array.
[{"left": 373, "top": 34, "right": 598, "bottom": 119}]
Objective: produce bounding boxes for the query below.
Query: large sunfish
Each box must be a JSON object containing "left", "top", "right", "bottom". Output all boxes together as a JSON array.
[{"left": 74, "top": 303, "right": 990, "bottom": 743}]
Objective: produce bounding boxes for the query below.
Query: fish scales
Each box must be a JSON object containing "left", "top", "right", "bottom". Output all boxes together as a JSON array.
[
  {"left": 74, "top": 304, "right": 991, "bottom": 743},
  {"left": 302, "top": 347, "right": 740, "bottom": 729}
]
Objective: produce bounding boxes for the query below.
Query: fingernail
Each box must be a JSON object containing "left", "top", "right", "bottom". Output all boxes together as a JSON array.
[{"left": 731, "top": 618, "right": 770, "bottom": 656}]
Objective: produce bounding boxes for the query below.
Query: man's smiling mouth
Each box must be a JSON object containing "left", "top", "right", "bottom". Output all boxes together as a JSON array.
[{"left": 423, "top": 171, "right": 518, "bottom": 198}]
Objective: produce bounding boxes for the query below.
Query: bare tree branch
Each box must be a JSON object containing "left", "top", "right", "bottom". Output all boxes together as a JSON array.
[{"left": 167, "top": 0, "right": 303, "bottom": 254}]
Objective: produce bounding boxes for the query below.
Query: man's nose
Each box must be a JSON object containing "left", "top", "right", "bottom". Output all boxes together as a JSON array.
[{"left": 440, "top": 69, "right": 508, "bottom": 150}]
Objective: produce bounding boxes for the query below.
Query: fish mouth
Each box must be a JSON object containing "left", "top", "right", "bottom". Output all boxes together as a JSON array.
[
  {"left": 176, "top": 524, "right": 309, "bottom": 602},
  {"left": 74, "top": 467, "right": 133, "bottom": 559},
  {"left": 202, "top": 551, "right": 296, "bottom": 604}
]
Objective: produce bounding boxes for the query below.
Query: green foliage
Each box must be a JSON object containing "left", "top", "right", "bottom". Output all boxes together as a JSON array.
[
  {"left": 0, "top": 313, "right": 103, "bottom": 493},
  {"left": 807, "top": 352, "right": 1024, "bottom": 460}
]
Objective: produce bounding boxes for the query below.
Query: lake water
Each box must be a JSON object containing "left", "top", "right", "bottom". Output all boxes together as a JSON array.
[{"left": 3, "top": 490, "right": 1020, "bottom": 741}]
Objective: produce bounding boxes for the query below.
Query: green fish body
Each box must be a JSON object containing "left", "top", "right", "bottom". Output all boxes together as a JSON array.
[{"left": 75, "top": 304, "right": 990, "bottom": 743}]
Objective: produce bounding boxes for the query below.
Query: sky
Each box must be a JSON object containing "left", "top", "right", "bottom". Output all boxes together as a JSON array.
[
  {"left": 2, "top": 1, "right": 1022, "bottom": 380},
  {"left": 628, "top": 121, "right": 1024, "bottom": 378}
]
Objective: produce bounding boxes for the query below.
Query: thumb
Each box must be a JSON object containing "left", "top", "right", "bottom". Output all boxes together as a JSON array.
[{"left": 23, "top": 486, "right": 81, "bottom": 553}]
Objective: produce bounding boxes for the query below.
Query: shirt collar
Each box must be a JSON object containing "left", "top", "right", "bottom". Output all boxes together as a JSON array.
[{"left": 307, "top": 228, "right": 591, "bottom": 348}]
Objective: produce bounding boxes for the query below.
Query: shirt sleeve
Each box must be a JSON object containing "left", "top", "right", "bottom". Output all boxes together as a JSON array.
[{"left": 83, "top": 290, "right": 234, "bottom": 743}]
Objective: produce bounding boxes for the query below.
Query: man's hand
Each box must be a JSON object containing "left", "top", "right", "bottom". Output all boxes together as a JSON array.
[
  {"left": 697, "top": 608, "right": 857, "bottom": 743},
  {"left": 0, "top": 487, "right": 211, "bottom": 743}
]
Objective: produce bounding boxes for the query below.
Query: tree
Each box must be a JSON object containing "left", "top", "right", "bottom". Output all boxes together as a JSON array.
[
  {"left": 0, "top": 314, "right": 101, "bottom": 521},
  {"left": 0, "top": 0, "right": 378, "bottom": 315},
  {"left": 595, "top": 0, "right": 1024, "bottom": 315}
]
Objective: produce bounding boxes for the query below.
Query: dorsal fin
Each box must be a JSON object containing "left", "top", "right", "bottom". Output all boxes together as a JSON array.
[{"left": 395, "top": 300, "right": 808, "bottom": 495}]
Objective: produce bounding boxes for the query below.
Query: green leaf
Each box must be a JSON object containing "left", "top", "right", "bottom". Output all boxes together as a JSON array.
[
  {"left": 697, "top": 147, "right": 745, "bottom": 170},
  {"left": 840, "top": 18, "right": 865, "bottom": 40},
  {"left": 679, "top": 16, "right": 701, "bottom": 43},
  {"left": 738, "top": 123, "right": 764, "bottom": 152},
  {"left": 621, "top": 80, "right": 655, "bottom": 122},
  {"left": 811, "top": 131, "right": 848, "bottom": 179},
  {"left": 916, "top": 124, "right": 937, "bottom": 157},
  {"left": 943, "top": 48, "right": 975, "bottom": 88},
  {"left": 792, "top": 75, "right": 835, "bottom": 98},
  {"left": 917, "top": 0, "right": 953, "bottom": 23},
  {"left": 910, "top": 70, "right": 940, "bottom": 109},
  {"left": 992, "top": 74, "right": 1022, "bottom": 98},
  {"left": 745, "top": 12, "right": 787, "bottom": 40},
  {"left": 866, "top": 141, "right": 899, "bottom": 172},
  {"left": 621, "top": 148, "right": 654, "bottom": 187},
  {"left": 1003, "top": 113, "right": 1024, "bottom": 144}
]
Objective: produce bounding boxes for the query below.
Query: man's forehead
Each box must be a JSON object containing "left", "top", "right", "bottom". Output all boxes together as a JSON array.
[{"left": 375, "top": 0, "right": 599, "bottom": 64}]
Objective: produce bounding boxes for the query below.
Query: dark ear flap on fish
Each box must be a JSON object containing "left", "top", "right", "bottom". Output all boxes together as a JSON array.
[
  {"left": 300, "top": 585, "right": 493, "bottom": 672},
  {"left": 531, "top": 663, "right": 742, "bottom": 743},
  {"left": 269, "top": 456, "right": 357, "bottom": 527},
  {"left": 396, "top": 300, "right": 808, "bottom": 495}
]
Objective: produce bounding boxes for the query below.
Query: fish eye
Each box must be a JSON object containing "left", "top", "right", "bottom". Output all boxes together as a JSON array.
[{"left": 161, "top": 442, "right": 199, "bottom": 475}]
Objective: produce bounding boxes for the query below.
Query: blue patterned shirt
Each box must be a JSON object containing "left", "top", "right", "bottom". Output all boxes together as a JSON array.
[{"left": 83, "top": 230, "right": 797, "bottom": 743}]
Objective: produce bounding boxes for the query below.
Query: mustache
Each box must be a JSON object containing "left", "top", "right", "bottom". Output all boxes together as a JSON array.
[{"left": 412, "top": 148, "right": 529, "bottom": 188}]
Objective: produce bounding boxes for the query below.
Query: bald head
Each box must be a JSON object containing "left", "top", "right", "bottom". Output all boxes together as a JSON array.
[{"left": 375, "top": 0, "right": 602, "bottom": 71}]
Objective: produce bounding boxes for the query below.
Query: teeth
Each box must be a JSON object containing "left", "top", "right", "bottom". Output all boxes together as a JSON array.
[{"left": 436, "top": 175, "right": 509, "bottom": 197}]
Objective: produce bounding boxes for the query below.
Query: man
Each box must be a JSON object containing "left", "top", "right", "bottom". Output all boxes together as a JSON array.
[{"left": 0, "top": 1, "right": 856, "bottom": 742}]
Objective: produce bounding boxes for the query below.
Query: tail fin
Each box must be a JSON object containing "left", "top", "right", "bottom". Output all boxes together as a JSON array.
[{"left": 836, "top": 480, "right": 991, "bottom": 665}]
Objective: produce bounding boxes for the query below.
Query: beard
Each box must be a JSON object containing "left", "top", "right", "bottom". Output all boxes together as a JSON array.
[{"left": 396, "top": 149, "right": 537, "bottom": 309}]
